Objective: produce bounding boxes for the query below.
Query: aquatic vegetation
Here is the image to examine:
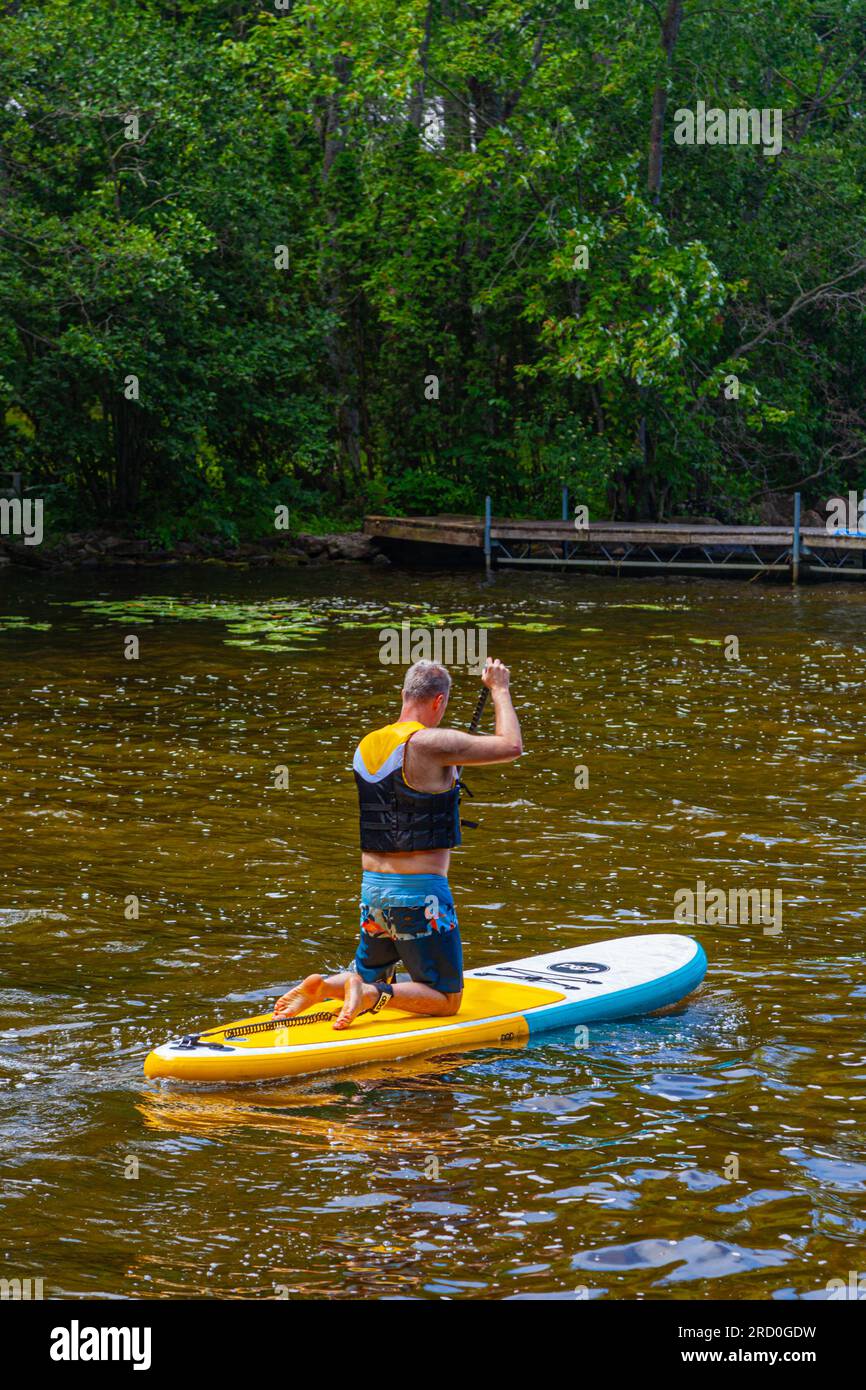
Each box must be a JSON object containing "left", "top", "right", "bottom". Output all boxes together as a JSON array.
[
  {"left": 54, "top": 596, "right": 561, "bottom": 655},
  {"left": 607, "top": 603, "right": 677, "bottom": 612},
  {"left": 0, "top": 615, "right": 52, "bottom": 632}
]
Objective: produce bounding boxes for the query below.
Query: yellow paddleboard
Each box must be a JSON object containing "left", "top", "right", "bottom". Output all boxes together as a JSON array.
[{"left": 144, "top": 935, "right": 707, "bottom": 1085}]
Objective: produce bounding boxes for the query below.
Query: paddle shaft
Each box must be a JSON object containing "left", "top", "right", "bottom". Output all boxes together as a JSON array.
[
  {"left": 467, "top": 684, "right": 490, "bottom": 737},
  {"left": 457, "top": 684, "right": 489, "bottom": 782}
]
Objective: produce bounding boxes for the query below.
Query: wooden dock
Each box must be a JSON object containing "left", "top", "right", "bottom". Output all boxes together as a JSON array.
[{"left": 364, "top": 509, "right": 866, "bottom": 581}]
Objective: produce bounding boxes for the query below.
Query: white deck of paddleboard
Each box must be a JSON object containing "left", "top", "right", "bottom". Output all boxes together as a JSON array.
[{"left": 467, "top": 934, "right": 696, "bottom": 994}]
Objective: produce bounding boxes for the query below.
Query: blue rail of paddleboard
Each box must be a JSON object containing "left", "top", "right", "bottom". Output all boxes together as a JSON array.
[{"left": 525, "top": 941, "right": 708, "bottom": 1035}]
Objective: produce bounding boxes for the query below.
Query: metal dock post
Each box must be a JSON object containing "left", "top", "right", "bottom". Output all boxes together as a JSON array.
[
  {"left": 561, "top": 484, "right": 569, "bottom": 562},
  {"left": 484, "top": 495, "right": 492, "bottom": 577},
  {"left": 792, "top": 491, "right": 801, "bottom": 585}
]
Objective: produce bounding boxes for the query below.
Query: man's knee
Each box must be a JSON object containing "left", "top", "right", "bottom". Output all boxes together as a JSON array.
[{"left": 441, "top": 990, "right": 463, "bottom": 1016}]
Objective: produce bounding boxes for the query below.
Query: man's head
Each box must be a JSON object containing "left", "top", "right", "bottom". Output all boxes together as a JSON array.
[{"left": 400, "top": 660, "right": 451, "bottom": 726}]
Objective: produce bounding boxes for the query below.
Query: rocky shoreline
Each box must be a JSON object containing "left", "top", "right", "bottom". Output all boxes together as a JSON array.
[{"left": 0, "top": 529, "right": 389, "bottom": 571}]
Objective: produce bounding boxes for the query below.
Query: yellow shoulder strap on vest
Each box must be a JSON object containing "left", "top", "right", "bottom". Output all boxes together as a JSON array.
[{"left": 356, "top": 720, "right": 424, "bottom": 776}]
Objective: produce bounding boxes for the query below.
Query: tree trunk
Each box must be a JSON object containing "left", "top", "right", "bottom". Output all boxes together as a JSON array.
[
  {"left": 615, "top": 0, "right": 684, "bottom": 519},
  {"left": 408, "top": 0, "right": 433, "bottom": 133},
  {"left": 318, "top": 58, "right": 364, "bottom": 492},
  {"left": 647, "top": 0, "right": 684, "bottom": 206}
]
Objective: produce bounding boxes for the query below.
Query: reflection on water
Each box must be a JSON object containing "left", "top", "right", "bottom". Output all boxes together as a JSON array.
[{"left": 1, "top": 566, "right": 865, "bottom": 1299}]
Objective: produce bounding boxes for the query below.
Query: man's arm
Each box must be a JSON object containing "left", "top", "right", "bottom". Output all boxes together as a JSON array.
[{"left": 414, "top": 659, "right": 523, "bottom": 766}]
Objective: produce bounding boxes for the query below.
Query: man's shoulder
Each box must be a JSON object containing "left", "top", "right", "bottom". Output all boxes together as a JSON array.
[
  {"left": 411, "top": 725, "right": 453, "bottom": 741},
  {"left": 410, "top": 726, "right": 460, "bottom": 755}
]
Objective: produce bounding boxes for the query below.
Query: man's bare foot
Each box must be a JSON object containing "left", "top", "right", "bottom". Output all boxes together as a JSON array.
[
  {"left": 333, "top": 975, "right": 378, "bottom": 1030},
  {"left": 273, "top": 974, "right": 327, "bottom": 1019}
]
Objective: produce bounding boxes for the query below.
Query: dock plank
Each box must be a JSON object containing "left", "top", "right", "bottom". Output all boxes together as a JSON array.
[{"left": 365, "top": 513, "right": 866, "bottom": 551}]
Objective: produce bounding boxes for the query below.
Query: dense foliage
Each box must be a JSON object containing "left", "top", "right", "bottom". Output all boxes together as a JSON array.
[{"left": 1, "top": 0, "right": 865, "bottom": 538}]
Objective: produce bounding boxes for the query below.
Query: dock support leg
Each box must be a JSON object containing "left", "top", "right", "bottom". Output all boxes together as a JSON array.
[
  {"left": 484, "top": 495, "right": 492, "bottom": 577},
  {"left": 792, "top": 491, "right": 801, "bottom": 585},
  {"left": 561, "top": 484, "right": 569, "bottom": 564},
  {"left": 561, "top": 480, "right": 569, "bottom": 561}
]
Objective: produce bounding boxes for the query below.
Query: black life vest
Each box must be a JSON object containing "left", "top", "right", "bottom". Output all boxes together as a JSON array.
[{"left": 353, "top": 720, "right": 462, "bottom": 852}]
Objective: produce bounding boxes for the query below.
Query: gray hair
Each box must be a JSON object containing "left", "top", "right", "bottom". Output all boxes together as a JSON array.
[{"left": 402, "top": 660, "right": 452, "bottom": 703}]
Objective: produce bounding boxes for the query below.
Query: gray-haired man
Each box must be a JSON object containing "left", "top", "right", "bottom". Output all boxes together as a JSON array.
[{"left": 274, "top": 656, "right": 523, "bottom": 1029}]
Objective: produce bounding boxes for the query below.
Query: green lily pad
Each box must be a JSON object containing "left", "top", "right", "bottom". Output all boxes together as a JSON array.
[
  {"left": 49, "top": 594, "right": 563, "bottom": 656},
  {"left": 0, "top": 616, "right": 52, "bottom": 631}
]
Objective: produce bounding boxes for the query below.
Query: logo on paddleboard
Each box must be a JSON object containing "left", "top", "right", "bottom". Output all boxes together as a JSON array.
[
  {"left": 476, "top": 960, "right": 609, "bottom": 992},
  {"left": 547, "top": 961, "right": 610, "bottom": 977}
]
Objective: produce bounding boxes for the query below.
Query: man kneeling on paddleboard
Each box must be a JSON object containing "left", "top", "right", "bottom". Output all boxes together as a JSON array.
[{"left": 274, "top": 657, "right": 523, "bottom": 1030}]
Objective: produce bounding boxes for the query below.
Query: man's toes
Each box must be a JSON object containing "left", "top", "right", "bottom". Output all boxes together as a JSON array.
[
  {"left": 333, "top": 998, "right": 356, "bottom": 1030},
  {"left": 332, "top": 975, "right": 362, "bottom": 1029}
]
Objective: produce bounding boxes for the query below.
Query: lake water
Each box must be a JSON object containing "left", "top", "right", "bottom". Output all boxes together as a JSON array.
[{"left": 1, "top": 563, "right": 865, "bottom": 1299}]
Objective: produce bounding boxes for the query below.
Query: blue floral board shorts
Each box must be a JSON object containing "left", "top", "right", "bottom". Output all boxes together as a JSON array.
[{"left": 353, "top": 871, "right": 463, "bottom": 995}]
